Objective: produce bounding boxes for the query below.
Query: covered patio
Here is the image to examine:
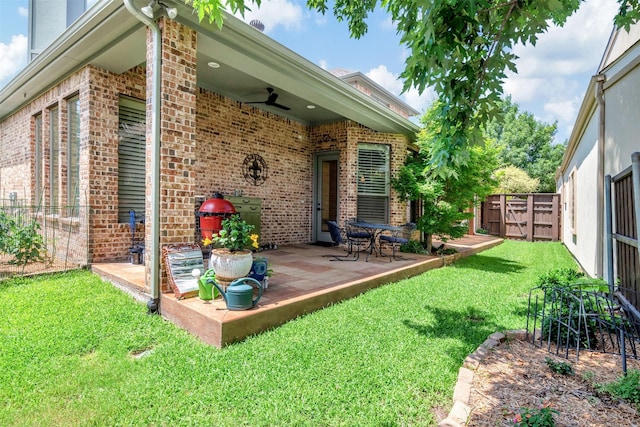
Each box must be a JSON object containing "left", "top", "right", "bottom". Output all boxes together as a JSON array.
[{"left": 92, "top": 234, "right": 502, "bottom": 347}]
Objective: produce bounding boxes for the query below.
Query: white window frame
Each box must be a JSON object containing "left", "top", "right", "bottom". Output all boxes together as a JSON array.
[{"left": 357, "top": 143, "right": 390, "bottom": 223}]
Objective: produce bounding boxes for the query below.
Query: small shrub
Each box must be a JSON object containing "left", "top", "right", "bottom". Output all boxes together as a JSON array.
[
  {"left": 600, "top": 369, "right": 640, "bottom": 408},
  {"left": 544, "top": 357, "right": 573, "bottom": 375},
  {"left": 510, "top": 404, "right": 558, "bottom": 426},
  {"left": 475, "top": 228, "right": 488, "bottom": 234},
  {"left": 536, "top": 267, "right": 584, "bottom": 288},
  {"left": 0, "top": 211, "right": 46, "bottom": 266},
  {"left": 536, "top": 268, "right": 602, "bottom": 350},
  {"left": 400, "top": 240, "right": 428, "bottom": 255}
]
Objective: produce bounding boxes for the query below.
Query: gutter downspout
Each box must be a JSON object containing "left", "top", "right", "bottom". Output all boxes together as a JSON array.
[
  {"left": 124, "top": 0, "right": 161, "bottom": 313},
  {"left": 595, "top": 74, "right": 606, "bottom": 279}
]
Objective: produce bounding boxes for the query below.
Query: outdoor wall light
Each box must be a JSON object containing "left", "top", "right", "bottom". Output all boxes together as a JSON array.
[{"left": 141, "top": 0, "right": 177, "bottom": 19}]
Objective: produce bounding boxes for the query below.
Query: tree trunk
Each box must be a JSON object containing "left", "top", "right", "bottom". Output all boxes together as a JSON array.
[{"left": 425, "top": 234, "right": 433, "bottom": 254}]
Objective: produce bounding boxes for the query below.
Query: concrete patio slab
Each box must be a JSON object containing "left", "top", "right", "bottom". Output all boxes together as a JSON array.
[{"left": 92, "top": 234, "right": 502, "bottom": 347}]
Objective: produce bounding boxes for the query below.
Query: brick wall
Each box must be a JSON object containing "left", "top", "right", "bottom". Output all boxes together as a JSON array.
[
  {"left": 0, "top": 19, "right": 411, "bottom": 289},
  {"left": 195, "top": 89, "right": 313, "bottom": 245},
  {"left": 310, "top": 121, "right": 409, "bottom": 226},
  {"left": 86, "top": 65, "right": 146, "bottom": 262}
]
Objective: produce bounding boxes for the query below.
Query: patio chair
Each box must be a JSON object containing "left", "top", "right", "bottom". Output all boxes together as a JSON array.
[
  {"left": 344, "top": 219, "right": 374, "bottom": 261},
  {"left": 325, "top": 220, "right": 361, "bottom": 261},
  {"left": 378, "top": 222, "right": 416, "bottom": 261},
  {"left": 128, "top": 209, "right": 145, "bottom": 265}
]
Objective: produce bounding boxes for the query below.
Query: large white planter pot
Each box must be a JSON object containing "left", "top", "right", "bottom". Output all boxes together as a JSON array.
[{"left": 209, "top": 249, "right": 253, "bottom": 285}]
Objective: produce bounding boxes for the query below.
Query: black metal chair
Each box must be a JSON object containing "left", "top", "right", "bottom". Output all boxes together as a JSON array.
[
  {"left": 378, "top": 222, "right": 416, "bottom": 261},
  {"left": 344, "top": 219, "right": 374, "bottom": 261},
  {"left": 128, "top": 209, "right": 145, "bottom": 264},
  {"left": 325, "top": 220, "right": 355, "bottom": 261},
  {"left": 325, "top": 220, "right": 368, "bottom": 261}
]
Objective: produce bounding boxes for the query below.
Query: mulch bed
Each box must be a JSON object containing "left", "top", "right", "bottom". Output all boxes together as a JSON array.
[{"left": 467, "top": 338, "right": 640, "bottom": 426}]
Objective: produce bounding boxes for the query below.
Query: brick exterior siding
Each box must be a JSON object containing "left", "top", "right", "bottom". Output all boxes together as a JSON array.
[{"left": 0, "top": 18, "right": 411, "bottom": 292}]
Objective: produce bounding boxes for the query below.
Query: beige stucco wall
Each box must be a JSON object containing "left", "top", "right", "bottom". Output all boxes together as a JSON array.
[
  {"left": 603, "top": 58, "right": 640, "bottom": 178},
  {"left": 559, "top": 32, "right": 640, "bottom": 281},
  {"left": 558, "top": 109, "right": 601, "bottom": 277}
]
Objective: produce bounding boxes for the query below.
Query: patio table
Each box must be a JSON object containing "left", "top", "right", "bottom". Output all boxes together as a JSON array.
[{"left": 350, "top": 221, "right": 402, "bottom": 260}]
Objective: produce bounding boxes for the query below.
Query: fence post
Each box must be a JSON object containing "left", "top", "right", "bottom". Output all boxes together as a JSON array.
[
  {"left": 526, "top": 194, "right": 534, "bottom": 242},
  {"left": 499, "top": 194, "right": 506, "bottom": 238},
  {"left": 552, "top": 194, "right": 559, "bottom": 241},
  {"left": 482, "top": 200, "right": 488, "bottom": 231},
  {"left": 632, "top": 152, "right": 640, "bottom": 250},
  {"left": 605, "top": 174, "right": 614, "bottom": 295}
]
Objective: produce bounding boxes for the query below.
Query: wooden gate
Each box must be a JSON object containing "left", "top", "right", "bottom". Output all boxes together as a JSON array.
[
  {"left": 609, "top": 157, "right": 640, "bottom": 312},
  {"left": 481, "top": 194, "right": 561, "bottom": 241}
]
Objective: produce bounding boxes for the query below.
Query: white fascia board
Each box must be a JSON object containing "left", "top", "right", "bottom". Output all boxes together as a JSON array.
[
  {"left": 556, "top": 76, "right": 598, "bottom": 178},
  {"left": 0, "top": 0, "right": 133, "bottom": 120}
]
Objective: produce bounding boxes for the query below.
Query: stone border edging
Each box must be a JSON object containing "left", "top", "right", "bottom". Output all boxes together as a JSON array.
[{"left": 438, "top": 329, "right": 528, "bottom": 427}]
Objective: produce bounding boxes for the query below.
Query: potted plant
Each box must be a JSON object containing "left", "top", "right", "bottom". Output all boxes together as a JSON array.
[{"left": 202, "top": 215, "right": 259, "bottom": 285}]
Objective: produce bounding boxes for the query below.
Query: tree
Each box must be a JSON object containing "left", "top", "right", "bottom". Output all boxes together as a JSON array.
[
  {"left": 493, "top": 165, "right": 539, "bottom": 194},
  {"left": 484, "top": 97, "right": 565, "bottom": 192},
  {"left": 188, "top": 0, "right": 639, "bottom": 174},
  {"left": 392, "top": 103, "right": 498, "bottom": 252}
]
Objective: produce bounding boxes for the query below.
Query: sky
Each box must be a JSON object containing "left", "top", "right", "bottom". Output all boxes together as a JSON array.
[{"left": 0, "top": 0, "right": 620, "bottom": 143}]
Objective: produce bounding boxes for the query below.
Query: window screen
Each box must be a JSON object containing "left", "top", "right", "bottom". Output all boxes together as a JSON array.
[{"left": 118, "top": 97, "right": 146, "bottom": 223}]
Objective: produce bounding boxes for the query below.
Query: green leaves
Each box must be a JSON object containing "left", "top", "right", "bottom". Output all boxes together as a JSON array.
[
  {"left": 484, "top": 96, "right": 564, "bottom": 192},
  {"left": 186, "top": 0, "right": 262, "bottom": 28},
  {"left": 392, "top": 102, "right": 498, "bottom": 250},
  {"left": 208, "top": 215, "right": 255, "bottom": 251},
  {"left": 185, "top": 0, "right": 638, "bottom": 173},
  {"left": 0, "top": 211, "right": 46, "bottom": 266}
]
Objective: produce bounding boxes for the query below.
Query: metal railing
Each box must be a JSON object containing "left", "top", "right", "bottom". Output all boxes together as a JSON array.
[{"left": 0, "top": 199, "right": 89, "bottom": 279}]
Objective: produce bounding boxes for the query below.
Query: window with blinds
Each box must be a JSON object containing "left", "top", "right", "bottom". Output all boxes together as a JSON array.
[
  {"left": 34, "top": 114, "right": 43, "bottom": 205},
  {"left": 357, "top": 143, "right": 390, "bottom": 223},
  {"left": 67, "top": 96, "right": 80, "bottom": 215},
  {"left": 118, "top": 97, "right": 146, "bottom": 223},
  {"left": 49, "top": 106, "right": 59, "bottom": 206}
]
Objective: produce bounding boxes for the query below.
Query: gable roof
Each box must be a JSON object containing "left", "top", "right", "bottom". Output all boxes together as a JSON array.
[
  {"left": 0, "top": 0, "right": 419, "bottom": 137},
  {"left": 331, "top": 69, "right": 419, "bottom": 118},
  {"left": 598, "top": 22, "right": 640, "bottom": 72}
]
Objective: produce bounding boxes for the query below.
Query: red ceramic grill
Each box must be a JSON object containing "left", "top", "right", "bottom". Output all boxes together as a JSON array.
[{"left": 197, "top": 193, "right": 236, "bottom": 239}]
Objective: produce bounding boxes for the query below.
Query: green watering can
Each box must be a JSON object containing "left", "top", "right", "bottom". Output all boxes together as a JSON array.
[
  {"left": 193, "top": 268, "right": 218, "bottom": 301},
  {"left": 208, "top": 277, "right": 263, "bottom": 311}
]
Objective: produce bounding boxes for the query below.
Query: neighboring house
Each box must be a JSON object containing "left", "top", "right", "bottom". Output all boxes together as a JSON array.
[
  {"left": 556, "top": 22, "right": 640, "bottom": 282},
  {"left": 0, "top": 0, "right": 418, "bottom": 303},
  {"left": 330, "top": 69, "right": 419, "bottom": 119}
]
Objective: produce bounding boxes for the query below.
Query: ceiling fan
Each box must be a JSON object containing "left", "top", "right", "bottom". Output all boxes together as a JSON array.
[{"left": 248, "top": 87, "right": 290, "bottom": 111}]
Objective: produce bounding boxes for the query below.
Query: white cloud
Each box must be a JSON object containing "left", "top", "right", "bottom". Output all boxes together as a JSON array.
[
  {"left": 0, "top": 34, "right": 27, "bottom": 83},
  {"left": 367, "top": 65, "right": 402, "bottom": 93},
  {"left": 366, "top": 64, "right": 433, "bottom": 114},
  {"left": 517, "top": 0, "right": 617, "bottom": 67},
  {"left": 503, "top": 0, "right": 618, "bottom": 141},
  {"left": 18, "top": 7, "right": 27, "bottom": 17},
  {"left": 401, "top": 86, "right": 433, "bottom": 115},
  {"left": 544, "top": 99, "right": 579, "bottom": 123},
  {"left": 318, "top": 59, "right": 328, "bottom": 70},
  {"left": 380, "top": 16, "right": 395, "bottom": 31},
  {"left": 507, "top": 0, "right": 617, "bottom": 91},
  {"left": 237, "top": 0, "right": 304, "bottom": 33}
]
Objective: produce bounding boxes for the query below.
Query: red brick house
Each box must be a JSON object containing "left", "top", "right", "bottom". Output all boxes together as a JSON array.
[{"left": 0, "top": 0, "right": 418, "bottom": 305}]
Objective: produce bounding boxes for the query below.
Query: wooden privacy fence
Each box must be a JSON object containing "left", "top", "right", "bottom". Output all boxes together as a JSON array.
[
  {"left": 606, "top": 152, "right": 640, "bottom": 316},
  {"left": 480, "top": 193, "right": 561, "bottom": 241}
]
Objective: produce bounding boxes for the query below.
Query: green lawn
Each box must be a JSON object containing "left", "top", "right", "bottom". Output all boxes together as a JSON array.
[{"left": 0, "top": 240, "right": 577, "bottom": 426}]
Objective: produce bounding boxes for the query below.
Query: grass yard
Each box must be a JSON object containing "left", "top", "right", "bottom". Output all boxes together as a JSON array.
[{"left": 0, "top": 240, "right": 577, "bottom": 426}]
